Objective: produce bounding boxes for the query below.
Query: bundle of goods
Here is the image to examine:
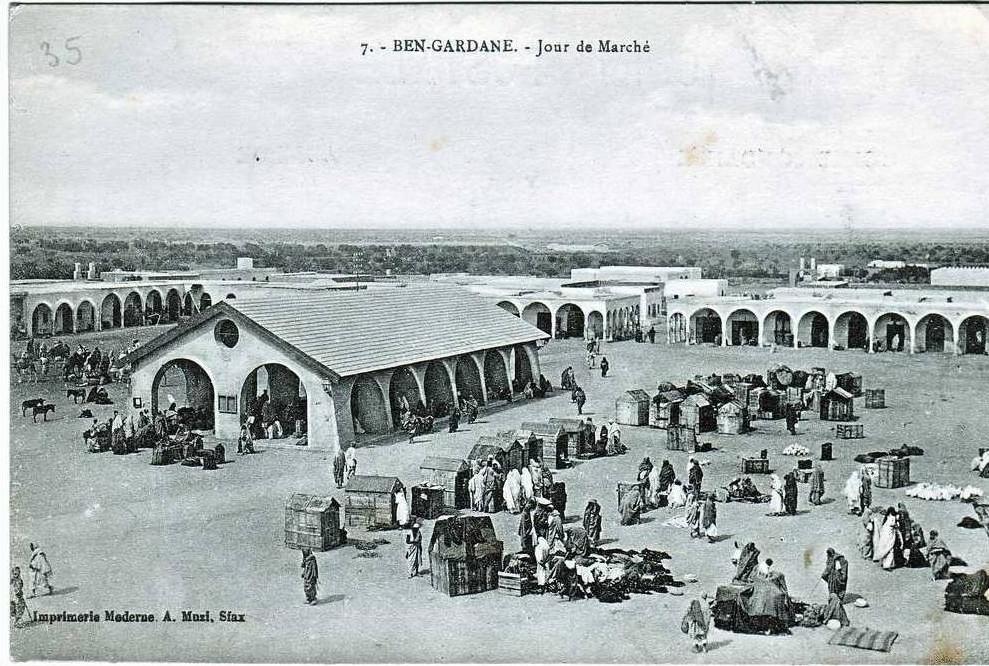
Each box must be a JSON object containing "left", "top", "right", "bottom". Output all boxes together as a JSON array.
[
  {"left": 905, "top": 483, "right": 983, "bottom": 502},
  {"left": 782, "top": 444, "right": 810, "bottom": 457},
  {"left": 944, "top": 568, "right": 989, "bottom": 616},
  {"left": 854, "top": 445, "right": 924, "bottom": 464},
  {"left": 792, "top": 597, "right": 849, "bottom": 629},
  {"left": 725, "top": 477, "right": 770, "bottom": 503}
]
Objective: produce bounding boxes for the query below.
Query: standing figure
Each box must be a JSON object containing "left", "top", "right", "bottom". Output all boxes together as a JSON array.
[
  {"left": 859, "top": 469, "right": 873, "bottom": 513},
  {"left": 859, "top": 509, "right": 876, "bottom": 560},
  {"left": 345, "top": 446, "right": 358, "bottom": 483},
  {"left": 809, "top": 464, "right": 826, "bottom": 505},
  {"left": 768, "top": 474, "right": 785, "bottom": 516},
  {"left": 405, "top": 523, "right": 423, "bottom": 578},
  {"left": 332, "top": 447, "right": 346, "bottom": 488},
  {"left": 574, "top": 387, "right": 586, "bottom": 415},
  {"left": 681, "top": 594, "right": 711, "bottom": 653},
  {"left": 28, "top": 543, "right": 53, "bottom": 597},
  {"left": 876, "top": 507, "right": 901, "bottom": 570},
  {"left": 238, "top": 424, "right": 255, "bottom": 455},
  {"left": 821, "top": 548, "right": 848, "bottom": 601},
  {"left": 843, "top": 470, "right": 863, "bottom": 515},
  {"left": 686, "top": 494, "right": 702, "bottom": 538},
  {"left": 518, "top": 500, "right": 536, "bottom": 557},
  {"left": 503, "top": 468, "right": 522, "bottom": 514},
  {"left": 583, "top": 500, "right": 602, "bottom": 545},
  {"left": 688, "top": 459, "right": 704, "bottom": 500},
  {"left": 783, "top": 472, "right": 798, "bottom": 515},
  {"left": 448, "top": 407, "right": 460, "bottom": 433},
  {"left": 668, "top": 480, "right": 688, "bottom": 508},
  {"left": 300, "top": 549, "right": 318, "bottom": 605},
  {"left": 600, "top": 356, "right": 610, "bottom": 378},
  {"left": 10, "top": 567, "right": 28, "bottom": 628},
  {"left": 701, "top": 494, "right": 718, "bottom": 543}
]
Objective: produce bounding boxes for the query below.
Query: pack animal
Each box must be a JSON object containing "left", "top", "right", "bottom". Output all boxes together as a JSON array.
[
  {"left": 66, "top": 388, "right": 87, "bottom": 403},
  {"left": 21, "top": 398, "right": 45, "bottom": 416},
  {"left": 33, "top": 403, "right": 56, "bottom": 422}
]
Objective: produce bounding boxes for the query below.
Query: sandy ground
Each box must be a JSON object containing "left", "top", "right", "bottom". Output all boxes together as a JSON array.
[{"left": 9, "top": 336, "right": 989, "bottom": 663}]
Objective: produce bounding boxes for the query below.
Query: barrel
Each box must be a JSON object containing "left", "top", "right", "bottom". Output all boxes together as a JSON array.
[
  {"left": 864, "top": 389, "right": 885, "bottom": 409},
  {"left": 821, "top": 442, "right": 833, "bottom": 461}
]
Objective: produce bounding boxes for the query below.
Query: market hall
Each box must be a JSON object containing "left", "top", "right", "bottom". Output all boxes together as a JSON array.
[{"left": 121, "top": 284, "right": 548, "bottom": 451}]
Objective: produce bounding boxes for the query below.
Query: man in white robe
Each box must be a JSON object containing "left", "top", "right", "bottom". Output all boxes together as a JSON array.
[{"left": 503, "top": 468, "right": 522, "bottom": 513}]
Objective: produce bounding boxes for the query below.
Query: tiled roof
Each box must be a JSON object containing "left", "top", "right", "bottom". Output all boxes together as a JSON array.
[
  {"left": 345, "top": 475, "right": 402, "bottom": 494},
  {"left": 419, "top": 457, "right": 468, "bottom": 473},
  {"left": 228, "top": 284, "right": 547, "bottom": 377}
]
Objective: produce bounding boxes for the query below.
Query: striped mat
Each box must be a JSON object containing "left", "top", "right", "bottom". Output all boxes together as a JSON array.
[{"left": 828, "top": 627, "right": 899, "bottom": 652}]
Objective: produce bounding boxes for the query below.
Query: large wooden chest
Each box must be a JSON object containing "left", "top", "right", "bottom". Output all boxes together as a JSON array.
[
  {"left": 497, "top": 571, "right": 534, "bottom": 597},
  {"left": 864, "top": 389, "right": 886, "bottom": 409},
  {"left": 836, "top": 423, "right": 864, "bottom": 439},
  {"left": 411, "top": 484, "right": 446, "bottom": 520},
  {"left": 667, "top": 425, "right": 697, "bottom": 451},
  {"left": 285, "top": 494, "right": 346, "bottom": 551},
  {"left": 741, "top": 458, "right": 770, "bottom": 474},
  {"left": 876, "top": 456, "right": 910, "bottom": 489}
]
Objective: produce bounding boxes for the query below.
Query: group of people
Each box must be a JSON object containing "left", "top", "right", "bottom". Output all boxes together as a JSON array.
[
  {"left": 515, "top": 497, "right": 597, "bottom": 593},
  {"left": 331, "top": 445, "right": 358, "bottom": 488},
  {"left": 625, "top": 457, "right": 708, "bottom": 529},
  {"left": 766, "top": 465, "right": 826, "bottom": 516},
  {"left": 245, "top": 389, "right": 307, "bottom": 441},
  {"left": 10, "top": 543, "right": 53, "bottom": 629},
  {"left": 858, "top": 502, "right": 953, "bottom": 579},
  {"left": 499, "top": 457, "right": 555, "bottom": 514}
]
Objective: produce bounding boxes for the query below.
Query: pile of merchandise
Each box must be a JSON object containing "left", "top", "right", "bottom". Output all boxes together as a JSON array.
[{"left": 905, "top": 483, "right": 984, "bottom": 502}]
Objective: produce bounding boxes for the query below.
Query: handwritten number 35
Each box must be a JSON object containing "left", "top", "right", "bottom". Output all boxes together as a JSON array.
[{"left": 41, "top": 37, "right": 82, "bottom": 67}]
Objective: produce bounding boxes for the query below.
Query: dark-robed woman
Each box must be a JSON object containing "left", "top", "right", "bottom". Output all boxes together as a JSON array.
[
  {"left": 301, "top": 549, "right": 318, "bottom": 605},
  {"left": 583, "top": 499, "right": 602, "bottom": 545},
  {"left": 658, "top": 459, "right": 676, "bottom": 494},
  {"left": 783, "top": 472, "right": 798, "bottom": 515}
]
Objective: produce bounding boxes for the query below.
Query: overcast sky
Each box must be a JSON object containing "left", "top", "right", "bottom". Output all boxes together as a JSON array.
[{"left": 9, "top": 4, "right": 989, "bottom": 230}]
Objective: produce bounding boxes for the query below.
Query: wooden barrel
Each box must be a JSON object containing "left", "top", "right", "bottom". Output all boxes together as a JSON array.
[
  {"left": 202, "top": 450, "right": 217, "bottom": 470},
  {"left": 865, "top": 389, "right": 885, "bottom": 409},
  {"left": 821, "top": 442, "right": 833, "bottom": 461},
  {"left": 876, "top": 456, "right": 909, "bottom": 488}
]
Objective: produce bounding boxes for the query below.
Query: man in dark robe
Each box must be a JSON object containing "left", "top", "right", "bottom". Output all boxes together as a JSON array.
[
  {"left": 658, "top": 459, "right": 676, "bottom": 493},
  {"left": 518, "top": 500, "right": 536, "bottom": 557},
  {"left": 647, "top": 326, "right": 656, "bottom": 343},
  {"left": 925, "top": 530, "right": 952, "bottom": 580},
  {"left": 575, "top": 387, "right": 586, "bottom": 415},
  {"left": 783, "top": 472, "right": 798, "bottom": 515},
  {"left": 332, "top": 447, "right": 346, "bottom": 488},
  {"left": 821, "top": 548, "right": 848, "bottom": 601},
  {"left": 583, "top": 500, "right": 602, "bottom": 545},
  {"left": 448, "top": 407, "right": 460, "bottom": 433},
  {"left": 600, "top": 356, "right": 610, "bottom": 378},
  {"left": 688, "top": 459, "right": 704, "bottom": 499},
  {"left": 733, "top": 542, "right": 760, "bottom": 583},
  {"left": 809, "top": 465, "right": 826, "bottom": 505},
  {"left": 301, "top": 548, "right": 318, "bottom": 605},
  {"left": 637, "top": 458, "right": 653, "bottom": 503}
]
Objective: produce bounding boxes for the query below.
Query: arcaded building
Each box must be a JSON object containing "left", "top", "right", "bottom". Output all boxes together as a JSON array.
[
  {"left": 121, "top": 284, "right": 547, "bottom": 451},
  {"left": 667, "top": 287, "right": 989, "bottom": 354}
]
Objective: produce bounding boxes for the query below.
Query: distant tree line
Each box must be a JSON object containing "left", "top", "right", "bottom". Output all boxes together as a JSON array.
[{"left": 9, "top": 227, "right": 989, "bottom": 282}]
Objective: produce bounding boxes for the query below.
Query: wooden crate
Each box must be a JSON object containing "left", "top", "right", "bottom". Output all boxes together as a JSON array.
[
  {"left": 497, "top": 571, "right": 533, "bottom": 597},
  {"left": 836, "top": 424, "right": 864, "bottom": 439},
  {"left": 742, "top": 458, "right": 770, "bottom": 474},
  {"left": 431, "top": 556, "right": 501, "bottom": 597},
  {"left": 876, "top": 456, "right": 910, "bottom": 489},
  {"left": 411, "top": 484, "right": 446, "bottom": 520},
  {"left": 667, "top": 426, "right": 697, "bottom": 451},
  {"left": 821, "top": 442, "right": 833, "bottom": 461},
  {"left": 865, "top": 389, "right": 886, "bottom": 409},
  {"left": 285, "top": 494, "right": 346, "bottom": 551},
  {"left": 797, "top": 458, "right": 813, "bottom": 471},
  {"left": 615, "top": 390, "right": 651, "bottom": 426}
]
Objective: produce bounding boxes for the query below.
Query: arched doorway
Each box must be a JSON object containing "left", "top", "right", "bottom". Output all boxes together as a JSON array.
[
  {"left": 101, "top": 293, "right": 122, "bottom": 329},
  {"left": 455, "top": 355, "right": 484, "bottom": 405},
  {"left": 146, "top": 290, "right": 164, "bottom": 324},
  {"left": 241, "top": 363, "right": 307, "bottom": 438},
  {"left": 668, "top": 312, "right": 687, "bottom": 343},
  {"left": 388, "top": 367, "right": 421, "bottom": 427},
  {"left": 200, "top": 293, "right": 213, "bottom": 311},
  {"left": 75, "top": 301, "right": 96, "bottom": 333},
  {"left": 225, "top": 293, "right": 237, "bottom": 300},
  {"left": 32, "top": 303, "right": 53, "bottom": 336},
  {"left": 555, "top": 304, "right": 585, "bottom": 339},
  {"left": 182, "top": 293, "right": 195, "bottom": 317},
  {"left": 424, "top": 361, "right": 454, "bottom": 415},
  {"left": 587, "top": 311, "right": 604, "bottom": 339},
  {"left": 165, "top": 289, "right": 182, "bottom": 323},
  {"left": 53, "top": 303, "right": 74, "bottom": 335},
  {"left": 514, "top": 345, "right": 533, "bottom": 388},
  {"left": 689, "top": 308, "right": 722, "bottom": 344},
  {"left": 797, "top": 311, "right": 829, "bottom": 348},
  {"left": 483, "top": 350, "right": 509, "bottom": 400},
  {"left": 123, "top": 292, "right": 143, "bottom": 327},
  {"left": 959, "top": 315, "right": 989, "bottom": 354},
  {"left": 763, "top": 310, "right": 792, "bottom": 346},
  {"left": 521, "top": 302, "right": 552, "bottom": 335},
  {"left": 726, "top": 308, "right": 758, "bottom": 346},
  {"left": 350, "top": 374, "right": 390, "bottom": 434},
  {"left": 497, "top": 301, "right": 520, "bottom": 316},
  {"left": 151, "top": 359, "right": 215, "bottom": 430},
  {"left": 834, "top": 311, "right": 868, "bottom": 351},
  {"left": 916, "top": 314, "right": 952, "bottom": 353},
  {"left": 874, "top": 313, "right": 909, "bottom": 352}
]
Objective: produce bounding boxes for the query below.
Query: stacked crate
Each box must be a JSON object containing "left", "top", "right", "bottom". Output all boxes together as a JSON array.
[
  {"left": 876, "top": 456, "right": 910, "bottom": 489},
  {"left": 865, "top": 389, "right": 886, "bottom": 409}
]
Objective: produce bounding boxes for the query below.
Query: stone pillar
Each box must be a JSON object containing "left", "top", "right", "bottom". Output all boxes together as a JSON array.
[
  {"left": 442, "top": 358, "right": 460, "bottom": 404},
  {"left": 908, "top": 320, "right": 915, "bottom": 354},
  {"left": 330, "top": 376, "right": 355, "bottom": 450},
  {"left": 497, "top": 348, "right": 513, "bottom": 390},
  {"left": 470, "top": 352, "right": 488, "bottom": 404},
  {"left": 408, "top": 364, "right": 429, "bottom": 405},
  {"left": 867, "top": 318, "right": 875, "bottom": 353}
]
